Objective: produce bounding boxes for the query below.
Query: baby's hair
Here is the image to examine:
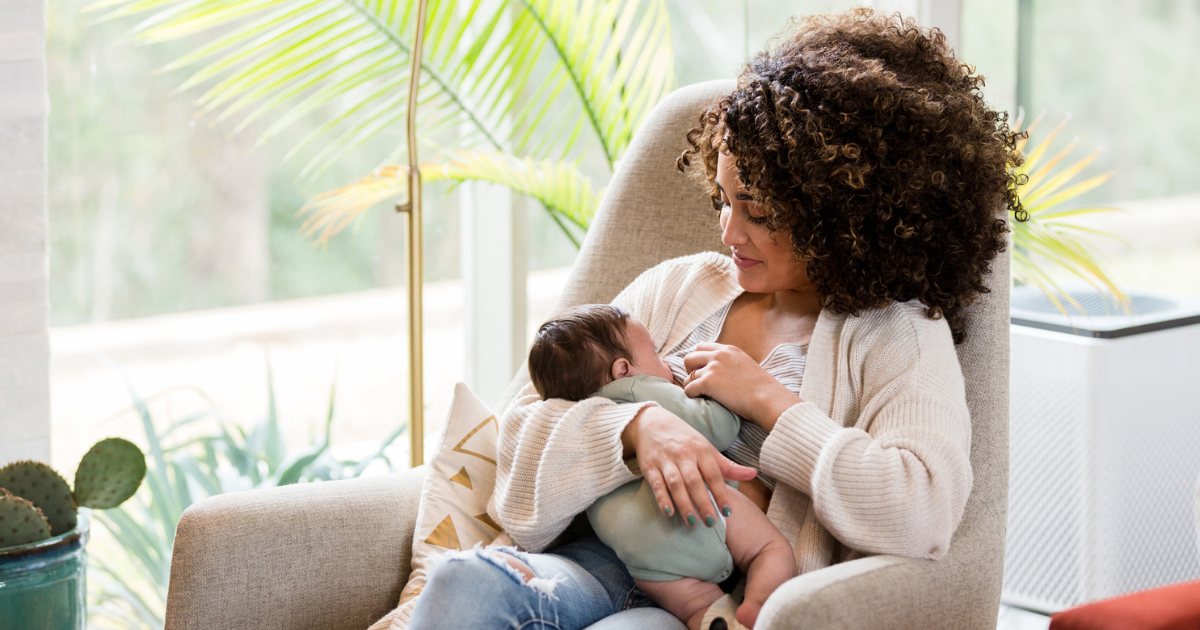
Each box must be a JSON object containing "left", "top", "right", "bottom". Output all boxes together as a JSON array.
[{"left": 528, "top": 304, "right": 633, "bottom": 401}]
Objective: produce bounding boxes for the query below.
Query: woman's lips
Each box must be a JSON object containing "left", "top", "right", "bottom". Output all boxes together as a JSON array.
[{"left": 732, "top": 252, "right": 761, "bottom": 269}]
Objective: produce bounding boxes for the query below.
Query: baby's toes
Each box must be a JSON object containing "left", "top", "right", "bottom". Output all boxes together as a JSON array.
[{"left": 735, "top": 602, "right": 760, "bottom": 629}]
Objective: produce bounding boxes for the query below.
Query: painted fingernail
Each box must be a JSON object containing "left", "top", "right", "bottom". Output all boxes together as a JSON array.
[
  {"left": 705, "top": 515, "right": 715, "bottom": 527},
  {"left": 687, "top": 514, "right": 697, "bottom": 526},
  {"left": 722, "top": 506, "right": 732, "bottom": 517},
  {"left": 663, "top": 505, "right": 673, "bottom": 516}
]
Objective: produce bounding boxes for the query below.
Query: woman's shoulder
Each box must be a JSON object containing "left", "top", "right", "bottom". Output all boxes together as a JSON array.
[
  {"left": 852, "top": 300, "right": 955, "bottom": 344},
  {"left": 614, "top": 252, "right": 739, "bottom": 350},
  {"left": 618, "top": 251, "right": 736, "bottom": 302},
  {"left": 842, "top": 300, "right": 962, "bottom": 383},
  {"left": 648, "top": 251, "right": 734, "bottom": 278}
]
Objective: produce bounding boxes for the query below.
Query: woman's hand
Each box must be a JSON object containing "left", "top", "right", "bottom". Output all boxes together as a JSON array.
[
  {"left": 622, "top": 406, "right": 757, "bottom": 527},
  {"left": 683, "top": 342, "right": 803, "bottom": 431}
]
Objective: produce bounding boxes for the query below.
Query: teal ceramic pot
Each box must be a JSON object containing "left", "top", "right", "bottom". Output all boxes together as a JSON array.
[{"left": 0, "top": 510, "right": 90, "bottom": 630}]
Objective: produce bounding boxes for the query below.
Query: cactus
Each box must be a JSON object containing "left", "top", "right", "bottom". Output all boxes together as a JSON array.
[
  {"left": 0, "top": 437, "right": 145, "bottom": 547},
  {"left": 0, "top": 489, "right": 52, "bottom": 548},
  {"left": 73, "top": 437, "right": 147, "bottom": 510},
  {"left": 0, "top": 461, "right": 76, "bottom": 536}
]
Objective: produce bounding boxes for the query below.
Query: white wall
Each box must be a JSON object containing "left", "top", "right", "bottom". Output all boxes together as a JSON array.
[{"left": 0, "top": 0, "right": 50, "bottom": 465}]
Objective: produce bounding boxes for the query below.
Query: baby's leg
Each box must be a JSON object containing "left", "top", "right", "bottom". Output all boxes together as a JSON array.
[
  {"left": 635, "top": 577, "right": 726, "bottom": 630},
  {"left": 723, "top": 490, "right": 797, "bottom": 628}
]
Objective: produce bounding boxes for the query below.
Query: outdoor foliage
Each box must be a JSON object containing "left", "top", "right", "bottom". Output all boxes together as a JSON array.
[
  {"left": 1010, "top": 114, "right": 1125, "bottom": 310},
  {"left": 93, "top": 0, "right": 675, "bottom": 244},
  {"left": 87, "top": 369, "right": 404, "bottom": 630}
]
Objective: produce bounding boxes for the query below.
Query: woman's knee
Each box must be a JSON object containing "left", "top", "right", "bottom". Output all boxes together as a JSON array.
[{"left": 425, "top": 547, "right": 540, "bottom": 596}]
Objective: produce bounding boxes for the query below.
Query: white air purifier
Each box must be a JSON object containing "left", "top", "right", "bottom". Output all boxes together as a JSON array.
[{"left": 1003, "top": 286, "right": 1200, "bottom": 613}]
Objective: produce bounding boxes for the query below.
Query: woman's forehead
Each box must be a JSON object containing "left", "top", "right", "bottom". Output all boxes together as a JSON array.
[{"left": 716, "top": 153, "right": 748, "bottom": 189}]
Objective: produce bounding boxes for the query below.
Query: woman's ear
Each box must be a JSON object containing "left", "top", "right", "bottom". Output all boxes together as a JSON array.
[{"left": 611, "top": 358, "right": 631, "bottom": 381}]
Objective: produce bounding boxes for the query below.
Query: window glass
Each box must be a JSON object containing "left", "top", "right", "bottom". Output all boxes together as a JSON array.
[{"left": 1019, "top": 0, "right": 1200, "bottom": 203}]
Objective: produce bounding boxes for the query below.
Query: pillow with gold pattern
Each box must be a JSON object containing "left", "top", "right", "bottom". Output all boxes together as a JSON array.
[{"left": 397, "top": 382, "right": 503, "bottom": 609}]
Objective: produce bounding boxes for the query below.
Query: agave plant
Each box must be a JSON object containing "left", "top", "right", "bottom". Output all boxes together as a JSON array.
[
  {"left": 88, "top": 368, "right": 404, "bottom": 630},
  {"left": 92, "top": 0, "right": 674, "bottom": 244},
  {"left": 1010, "top": 114, "right": 1126, "bottom": 311}
]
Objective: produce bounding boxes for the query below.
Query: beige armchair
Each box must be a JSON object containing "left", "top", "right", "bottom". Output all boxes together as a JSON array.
[{"left": 164, "top": 80, "right": 1010, "bottom": 630}]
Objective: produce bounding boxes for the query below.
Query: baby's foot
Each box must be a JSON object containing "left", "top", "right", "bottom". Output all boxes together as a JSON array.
[
  {"left": 735, "top": 599, "right": 764, "bottom": 629},
  {"left": 702, "top": 594, "right": 750, "bottom": 630}
]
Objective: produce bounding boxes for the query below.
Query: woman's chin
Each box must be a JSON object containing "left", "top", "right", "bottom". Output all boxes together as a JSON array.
[{"left": 734, "top": 268, "right": 769, "bottom": 293}]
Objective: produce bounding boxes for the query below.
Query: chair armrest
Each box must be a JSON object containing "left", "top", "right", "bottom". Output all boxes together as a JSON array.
[
  {"left": 164, "top": 466, "right": 426, "bottom": 630},
  {"left": 758, "top": 553, "right": 999, "bottom": 630}
]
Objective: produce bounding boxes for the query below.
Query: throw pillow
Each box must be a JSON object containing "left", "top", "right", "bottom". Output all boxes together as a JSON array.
[
  {"left": 1049, "top": 579, "right": 1200, "bottom": 630},
  {"left": 399, "top": 382, "right": 503, "bottom": 605}
]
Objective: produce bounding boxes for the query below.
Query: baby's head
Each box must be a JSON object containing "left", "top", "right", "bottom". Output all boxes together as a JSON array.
[{"left": 528, "top": 304, "right": 675, "bottom": 401}]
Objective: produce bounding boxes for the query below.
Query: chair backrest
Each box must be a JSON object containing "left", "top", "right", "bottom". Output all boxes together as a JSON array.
[{"left": 515, "top": 79, "right": 1010, "bottom": 619}]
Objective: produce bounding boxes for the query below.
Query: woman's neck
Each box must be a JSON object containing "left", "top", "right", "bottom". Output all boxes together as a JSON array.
[
  {"left": 767, "top": 286, "right": 823, "bottom": 319},
  {"left": 725, "top": 287, "right": 822, "bottom": 351}
]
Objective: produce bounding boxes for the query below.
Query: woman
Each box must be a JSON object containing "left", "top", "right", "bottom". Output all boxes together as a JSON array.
[{"left": 409, "top": 8, "right": 1022, "bottom": 630}]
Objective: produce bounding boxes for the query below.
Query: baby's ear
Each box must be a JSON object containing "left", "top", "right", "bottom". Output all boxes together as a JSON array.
[{"left": 611, "top": 358, "right": 631, "bottom": 380}]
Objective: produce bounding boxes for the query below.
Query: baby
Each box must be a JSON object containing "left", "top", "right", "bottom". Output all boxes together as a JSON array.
[{"left": 528, "top": 304, "right": 796, "bottom": 630}]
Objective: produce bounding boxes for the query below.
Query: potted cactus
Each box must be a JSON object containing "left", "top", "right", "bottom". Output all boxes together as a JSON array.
[{"left": 0, "top": 438, "right": 146, "bottom": 630}]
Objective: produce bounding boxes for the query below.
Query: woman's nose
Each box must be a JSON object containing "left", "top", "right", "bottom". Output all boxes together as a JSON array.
[{"left": 721, "top": 208, "right": 748, "bottom": 247}]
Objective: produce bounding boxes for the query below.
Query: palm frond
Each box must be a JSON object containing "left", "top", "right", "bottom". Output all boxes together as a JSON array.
[
  {"left": 515, "top": 0, "right": 674, "bottom": 165},
  {"left": 93, "top": 0, "right": 521, "bottom": 171},
  {"left": 1010, "top": 116, "right": 1126, "bottom": 309},
  {"left": 94, "top": 0, "right": 673, "bottom": 177},
  {"left": 299, "top": 150, "right": 600, "bottom": 245}
]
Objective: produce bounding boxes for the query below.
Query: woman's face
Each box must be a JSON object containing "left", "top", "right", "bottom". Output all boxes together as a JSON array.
[{"left": 716, "top": 152, "right": 812, "bottom": 294}]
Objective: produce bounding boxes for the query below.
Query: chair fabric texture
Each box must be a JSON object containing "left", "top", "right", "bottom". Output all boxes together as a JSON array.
[
  {"left": 162, "top": 79, "right": 1010, "bottom": 630},
  {"left": 164, "top": 469, "right": 425, "bottom": 630}
]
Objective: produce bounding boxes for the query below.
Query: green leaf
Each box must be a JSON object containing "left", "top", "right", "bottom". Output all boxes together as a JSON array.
[
  {"left": 1011, "top": 116, "right": 1126, "bottom": 311},
  {"left": 299, "top": 151, "right": 600, "bottom": 245}
]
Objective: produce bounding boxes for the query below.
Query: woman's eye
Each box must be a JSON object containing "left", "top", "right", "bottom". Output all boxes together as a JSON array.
[{"left": 746, "top": 209, "right": 769, "bottom": 225}]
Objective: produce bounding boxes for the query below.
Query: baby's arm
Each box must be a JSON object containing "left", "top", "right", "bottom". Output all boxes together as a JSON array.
[{"left": 596, "top": 376, "right": 741, "bottom": 451}]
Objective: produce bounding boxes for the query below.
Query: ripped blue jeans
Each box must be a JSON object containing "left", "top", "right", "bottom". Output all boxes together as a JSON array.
[{"left": 408, "top": 535, "right": 686, "bottom": 630}]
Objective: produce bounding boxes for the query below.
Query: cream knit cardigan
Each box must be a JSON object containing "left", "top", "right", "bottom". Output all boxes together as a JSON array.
[{"left": 489, "top": 252, "right": 974, "bottom": 575}]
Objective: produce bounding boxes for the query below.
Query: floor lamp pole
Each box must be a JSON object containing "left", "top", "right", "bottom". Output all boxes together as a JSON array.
[{"left": 397, "top": 0, "right": 429, "bottom": 467}]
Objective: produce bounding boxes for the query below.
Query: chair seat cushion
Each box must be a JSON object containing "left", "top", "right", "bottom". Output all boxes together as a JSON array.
[{"left": 1049, "top": 580, "right": 1200, "bottom": 630}]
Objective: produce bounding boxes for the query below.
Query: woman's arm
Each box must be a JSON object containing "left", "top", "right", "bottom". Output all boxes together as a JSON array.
[
  {"left": 682, "top": 318, "right": 972, "bottom": 560},
  {"left": 492, "top": 378, "right": 754, "bottom": 551},
  {"left": 490, "top": 382, "right": 653, "bottom": 552},
  {"left": 758, "top": 318, "right": 972, "bottom": 560},
  {"left": 760, "top": 394, "right": 970, "bottom": 559},
  {"left": 491, "top": 253, "right": 753, "bottom": 550}
]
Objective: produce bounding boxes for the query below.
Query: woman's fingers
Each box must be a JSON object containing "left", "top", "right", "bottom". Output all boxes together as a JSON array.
[
  {"left": 698, "top": 454, "right": 733, "bottom": 518},
  {"left": 682, "top": 370, "right": 707, "bottom": 398},
  {"left": 681, "top": 462, "right": 718, "bottom": 528},
  {"left": 682, "top": 348, "right": 717, "bottom": 373},
  {"left": 660, "top": 461, "right": 700, "bottom": 527},
  {"left": 642, "top": 466, "right": 675, "bottom": 518}
]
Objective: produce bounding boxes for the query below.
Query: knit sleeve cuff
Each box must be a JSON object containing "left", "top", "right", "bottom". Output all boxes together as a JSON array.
[
  {"left": 580, "top": 400, "right": 656, "bottom": 484},
  {"left": 759, "top": 401, "right": 844, "bottom": 493}
]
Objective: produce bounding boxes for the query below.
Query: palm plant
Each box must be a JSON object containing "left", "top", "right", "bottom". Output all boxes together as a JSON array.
[
  {"left": 92, "top": 0, "right": 674, "bottom": 246},
  {"left": 1010, "top": 114, "right": 1125, "bottom": 311},
  {"left": 94, "top": 0, "right": 1119, "bottom": 296}
]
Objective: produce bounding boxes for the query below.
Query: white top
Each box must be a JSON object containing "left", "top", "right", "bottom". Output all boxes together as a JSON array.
[
  {"left": 662, "top": 301, "right": 809, "bottom": 491},
  {"left": 489, "top": 252, "right": 973, "bottom": 575}
]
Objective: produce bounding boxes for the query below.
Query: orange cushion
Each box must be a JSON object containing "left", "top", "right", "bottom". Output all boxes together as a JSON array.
[{"left": 1049, "top": 580, "right": 1200, "bottom": 630}]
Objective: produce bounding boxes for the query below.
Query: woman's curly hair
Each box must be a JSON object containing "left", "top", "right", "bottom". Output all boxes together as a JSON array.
[{"left": 678, "top": 8, "right": 1026, "bottom": 344}]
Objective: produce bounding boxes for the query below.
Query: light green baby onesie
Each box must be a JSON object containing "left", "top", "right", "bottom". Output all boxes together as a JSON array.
[{"left": 586, "top": 375, "right": 741, "bottom": 582}]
